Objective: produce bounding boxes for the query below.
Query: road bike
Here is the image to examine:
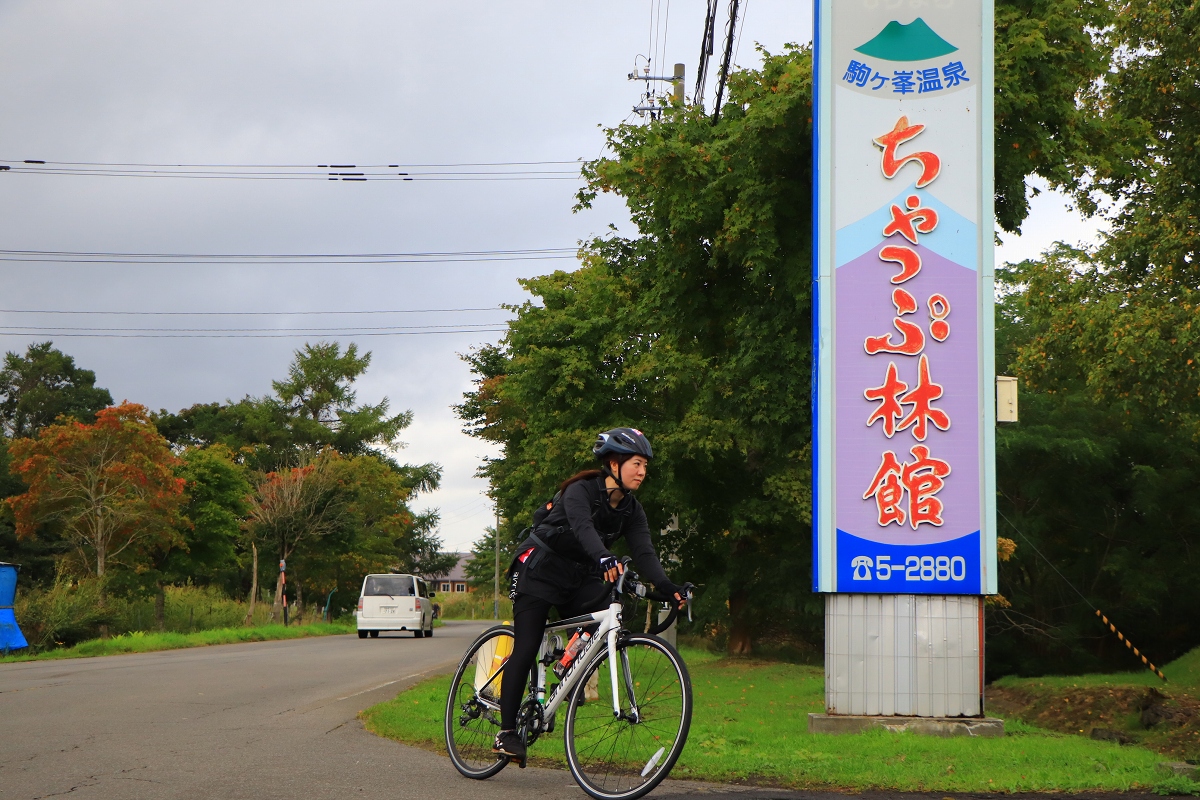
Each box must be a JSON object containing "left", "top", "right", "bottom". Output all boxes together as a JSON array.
[{"left": 444, "top": 559, "right": 693, "bottom": 800}]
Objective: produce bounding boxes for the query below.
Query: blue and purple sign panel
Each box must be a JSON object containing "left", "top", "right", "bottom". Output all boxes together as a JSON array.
[{"left": 813, "top": 0, "right": 997, "bottom": 594}]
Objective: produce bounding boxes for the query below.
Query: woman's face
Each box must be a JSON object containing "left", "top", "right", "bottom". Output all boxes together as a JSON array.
[{"left": 611, "top": 456, "right": 649, "bottom": 490}]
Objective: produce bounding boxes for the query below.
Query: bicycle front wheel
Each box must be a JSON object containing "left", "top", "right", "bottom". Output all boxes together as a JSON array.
[
  {"left": 564, "top": 633, "right": 692, "bottom": 800},
  {"left": 444, "top": 625, "right": 514, "bottom": 779}
]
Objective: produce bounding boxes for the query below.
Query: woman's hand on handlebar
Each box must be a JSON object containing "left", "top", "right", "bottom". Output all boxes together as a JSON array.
[{"left": 599, "top": 555, "right": 624, "bottom": 583}]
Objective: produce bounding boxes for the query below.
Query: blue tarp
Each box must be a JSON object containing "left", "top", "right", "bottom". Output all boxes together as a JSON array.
[{"left": 0, "top": 562, "right": 28, "bottom": 651}]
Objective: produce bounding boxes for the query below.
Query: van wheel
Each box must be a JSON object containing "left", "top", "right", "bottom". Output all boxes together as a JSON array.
[
  {"left": 425, "top": 623, "right": 434, "bottom": 638},
  {"left": 369, "top": 630, "right": 380, "bottom": 638},
  {"left": 413, "top": 628, "right": 424, "bottom": 638},
  {"left": 358, "top": 630, "right": 368, "bottom": 639}
]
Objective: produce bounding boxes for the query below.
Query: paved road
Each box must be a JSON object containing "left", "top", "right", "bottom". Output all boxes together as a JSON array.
[
  {"left": 0, "top": 624, "right": 1177, "bottom": 800},
  {"left": 0, "top": 622, "right": 762, "bottom": 800}
]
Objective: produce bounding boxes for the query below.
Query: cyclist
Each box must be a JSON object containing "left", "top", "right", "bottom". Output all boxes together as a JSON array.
[{"left": 493, "top": 427, "right": 687, "bottom": 764}]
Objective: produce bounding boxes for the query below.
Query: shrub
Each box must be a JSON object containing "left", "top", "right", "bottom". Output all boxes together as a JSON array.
[{"left": 14, "top": 575, "right": 113, "bottom": 650}]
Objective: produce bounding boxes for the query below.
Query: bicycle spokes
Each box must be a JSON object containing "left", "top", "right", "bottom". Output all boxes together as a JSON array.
[
  {"left": 445, "top": 626, "right": 515, "bottom": 780},
  {"left": 564, "top": 635, "right": 692, "bottom": 800}
]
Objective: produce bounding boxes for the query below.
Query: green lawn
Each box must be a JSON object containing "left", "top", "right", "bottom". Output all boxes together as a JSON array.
[
  {"left": 361, "top": 646, "right": 1198, "bottom": 794},
  {"left": 0, "top": 622, "right": 357, "bottom": 663}
]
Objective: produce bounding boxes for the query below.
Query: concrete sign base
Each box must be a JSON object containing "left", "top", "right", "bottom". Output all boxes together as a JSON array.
[{"left": 808, "top": 713, "right": 1004, "bottom": 738}]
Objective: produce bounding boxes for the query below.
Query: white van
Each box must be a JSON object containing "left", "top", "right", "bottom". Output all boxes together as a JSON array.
[{"left": 356, "top": 573, "right": 435, "bottom": 639}]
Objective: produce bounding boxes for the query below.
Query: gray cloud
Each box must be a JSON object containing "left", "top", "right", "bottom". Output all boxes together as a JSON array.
[{"left": 0, "top": 0, "right": 806, "bottom": 551}]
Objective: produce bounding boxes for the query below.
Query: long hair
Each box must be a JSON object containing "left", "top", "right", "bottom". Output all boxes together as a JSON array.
[
  {"left": 559, "top": 469, "right": 603, "bottom": 495},
  {"left": 558, "top": 452, "right": 635, "bottom": 494}
]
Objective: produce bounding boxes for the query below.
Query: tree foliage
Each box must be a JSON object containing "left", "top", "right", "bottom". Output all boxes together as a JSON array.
[
  {"left": 6, "top": 403, "right": 186, "bottom": 580},
  {"left": 155, "top": 341, "right": 414, "bottom": 471},
  {"left": 0, "top": 341, "right": 113, "bottom": 438},
  {"left": 461, "top": 19, "right": 1116, "bottom": 654}
]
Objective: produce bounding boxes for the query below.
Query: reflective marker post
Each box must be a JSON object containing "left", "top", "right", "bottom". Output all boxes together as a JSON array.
[
  {"left": 812, "top": 0, "right": 998, "bottom": 721},
  {"left": 280, "top": 559, "right": 288, "bottom": 627}
]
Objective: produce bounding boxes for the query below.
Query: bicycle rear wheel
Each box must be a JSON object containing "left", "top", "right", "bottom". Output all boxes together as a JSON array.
[
  {"left": 444, "top": 625, "right": 514, "bottom": 779},
  {"left": 564, "top": 633, "right": 692, "bottom": 800}
]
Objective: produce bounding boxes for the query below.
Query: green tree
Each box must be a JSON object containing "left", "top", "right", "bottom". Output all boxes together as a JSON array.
[
  {"left": 132, "top": 445, "right": 250, "bottom": 628},
  {"left": 0, "top": 342, "right": 113, "bottom": 438},
  {"left": 464, "top": 526, "right": 513, "bottom": 591},
  {"left": 155, "top": 341, "right": 413, "bottom": 471},
  {"left": 462, "top": 31, "right": 1100, "bottom": 654},
  {"left": 992, "top": 0, "right": 1113, "bottom": 229},
  {"left": 985, "top": 251, "right": 1200, "bottom": 676},
  {"left": 5, "top": 403, "right": 186, "bottom": 639}
]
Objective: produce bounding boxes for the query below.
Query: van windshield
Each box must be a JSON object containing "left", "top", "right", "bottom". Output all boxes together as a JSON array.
[{"left": 363, "top": 575, "right": 415, "bottom": 597}]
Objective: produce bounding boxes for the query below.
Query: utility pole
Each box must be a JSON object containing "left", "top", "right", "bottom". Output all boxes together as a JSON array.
[
  {"left": 630, "top": 63, "right": 685, "bottom": 118},
  {"left": 493, "top": 505, "right": 500, "bottom": 619}
]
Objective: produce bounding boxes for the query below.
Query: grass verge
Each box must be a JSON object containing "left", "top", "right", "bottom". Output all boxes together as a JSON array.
[
  {"left": 0, "top": 622, "right": 356, "bottom": 663},
  {"left": 988, "top": 646, "right": 1200, "bottom": 761},
  {"left": 361, "top": 647, "right": 1198, "bottom": 794}
]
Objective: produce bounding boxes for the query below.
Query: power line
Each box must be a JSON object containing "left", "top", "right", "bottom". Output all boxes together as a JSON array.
[
  {"left": 2, "top": 159, "right": 582, "bottom": 168},
  {"left": 0, "top": 328, "right": 508, "bottom": 340},
  {"left": 0, "top": 323, "right": 504, "bottom": 333},
  {"left": 0, "top": 159, "right": 584, "bottom": 182},
  {"left": 711, "top": 0, "right": 742, "bottom": 123},
  {"left": 0, "top": 306, "right": 505, "bottom": 317},
  {"left": 732, "top": 0, "right": 749, "bottom": 68},
  {"left": 695, "top": 0, "right": 721, "bottom": 106},
  {"left": 0, "top": 247, "right": 578, "bottom": 265}
]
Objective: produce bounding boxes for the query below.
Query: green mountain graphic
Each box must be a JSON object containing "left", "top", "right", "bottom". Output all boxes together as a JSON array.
[{"left": 854, "top": 18, "right": 957, "bottom": 62}]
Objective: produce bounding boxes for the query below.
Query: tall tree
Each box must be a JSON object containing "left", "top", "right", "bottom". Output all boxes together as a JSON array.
[
  {"left": 244, "top": 452, "right": 348, "bottom": 620},
  {"left": 155, "top": 341, "right": 414, "bottom": 471},
  {"left": 461, "top": 29, "right": 1102, "bottom": 654},
  {"left": 134, "top": 445, "right": 250, "bottom": 628},
  {"left": 5, "top": 403, "right": 186, "bottom": 583},
  {"left": 0, "top": 342, "right": 113, "bottom": 438}
]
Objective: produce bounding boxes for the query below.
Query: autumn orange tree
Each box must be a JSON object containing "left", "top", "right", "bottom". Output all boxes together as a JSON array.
[{"left": 6, "top": 403, "right": 186, "bottom": 582}]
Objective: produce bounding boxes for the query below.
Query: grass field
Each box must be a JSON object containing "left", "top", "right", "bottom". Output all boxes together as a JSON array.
[
  {"left": 361, "top": 644, "right": 1199, "bottom": 794},
  {"left": 0, "top": 622, "right": 356, "bottom": 663},
  {"left": 435, "top": 590, "right": 512, "bottom": 621}
]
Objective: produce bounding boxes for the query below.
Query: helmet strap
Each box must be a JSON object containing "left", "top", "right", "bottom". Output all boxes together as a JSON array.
[{"left": 602, "top": 460, "right": 630, "bottom": 498}]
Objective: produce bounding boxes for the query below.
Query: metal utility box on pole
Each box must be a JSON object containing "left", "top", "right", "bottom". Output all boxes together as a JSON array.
[{"left": 812, "top": 0, "right": 1001, "bottom": 730}]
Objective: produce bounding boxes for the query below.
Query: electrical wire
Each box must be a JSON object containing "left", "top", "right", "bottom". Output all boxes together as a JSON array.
[
  {"left": 0, "top": 328, "right": 508, "bottom": 339},
  {"left": 0, "top": 158, "right": 584, "bottom": 182},
  {"left": 2, "top": 159, "right": 582, "bottom": 168},
  {"left": 732, "top": 0, "right": 749, "bottom": 68},
  {"left": 0, "top": 323, "right": 504, "bottom": 333},
  {"left": 996, "top": 508, "right": 1096, "bottom": 611},
  {"left": 0, "top": 247, "right": 577, "bottom": 265},
  {"left": 0, "top": 167, "right": 582, "bottom": 182},
  {"left": 0, "top": 306, "right": 504, "bottom": 316}
]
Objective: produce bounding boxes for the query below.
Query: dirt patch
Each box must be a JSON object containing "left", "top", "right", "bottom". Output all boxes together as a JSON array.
[{"left": 988, "top": 683, "right": 1200, "bottom": 760}]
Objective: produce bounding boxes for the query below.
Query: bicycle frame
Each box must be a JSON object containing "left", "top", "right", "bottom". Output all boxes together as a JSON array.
[
  {"left": 466, "top": 567, "right": 683, "bottom": 735},
  {"left": 535, "top": 600, "right": 629, "bottom": 721}
]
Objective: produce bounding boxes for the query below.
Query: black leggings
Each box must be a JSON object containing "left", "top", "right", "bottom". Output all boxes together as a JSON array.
[{"left": 499, "top": 583, "right": 610, "bottom": 730}]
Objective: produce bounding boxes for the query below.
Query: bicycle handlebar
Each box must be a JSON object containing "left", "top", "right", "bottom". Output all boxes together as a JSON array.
[{"left": 613, "top": 557, "right": 694, "bottom": 636}]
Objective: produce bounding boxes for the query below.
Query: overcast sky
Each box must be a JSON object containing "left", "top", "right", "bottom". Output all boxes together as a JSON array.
[{"left": 0, "top": 1, "right": 1099, "bottom": 554}]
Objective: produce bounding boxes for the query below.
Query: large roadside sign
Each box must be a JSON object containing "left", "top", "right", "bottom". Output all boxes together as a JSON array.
[{"left": 812, "top": 0, "right": 997, "bottom": 594}]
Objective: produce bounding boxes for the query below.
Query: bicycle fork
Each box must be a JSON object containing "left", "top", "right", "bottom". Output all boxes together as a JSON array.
[{"left": 605, "top": 626, "right": 644, "bottom": 723}]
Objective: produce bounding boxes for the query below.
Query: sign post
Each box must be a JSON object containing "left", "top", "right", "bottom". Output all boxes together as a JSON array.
[{"left": 813, "top": 0, "right": 997, "bottom": 719}]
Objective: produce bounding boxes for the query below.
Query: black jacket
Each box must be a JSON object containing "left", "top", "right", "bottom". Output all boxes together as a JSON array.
[{"left": 516, "top": 477, "right": 673, "bottom": 602}]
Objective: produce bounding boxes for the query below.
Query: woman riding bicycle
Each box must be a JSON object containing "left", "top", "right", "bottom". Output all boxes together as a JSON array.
[{"left": 493, "top": 427, "right": 687, "bottom": 763}]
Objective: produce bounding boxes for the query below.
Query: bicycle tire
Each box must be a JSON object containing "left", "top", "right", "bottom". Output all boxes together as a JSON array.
[
  {"left": 444, "top": 625, "right": 515, "bottom": 779},
  {"left": 563, "top": 633, "right": 692, "bottom": 800}
]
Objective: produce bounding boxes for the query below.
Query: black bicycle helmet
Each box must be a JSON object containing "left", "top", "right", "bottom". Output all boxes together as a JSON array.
[{"left": 593, "top": 427, "right": 653, "bottom": 461}]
